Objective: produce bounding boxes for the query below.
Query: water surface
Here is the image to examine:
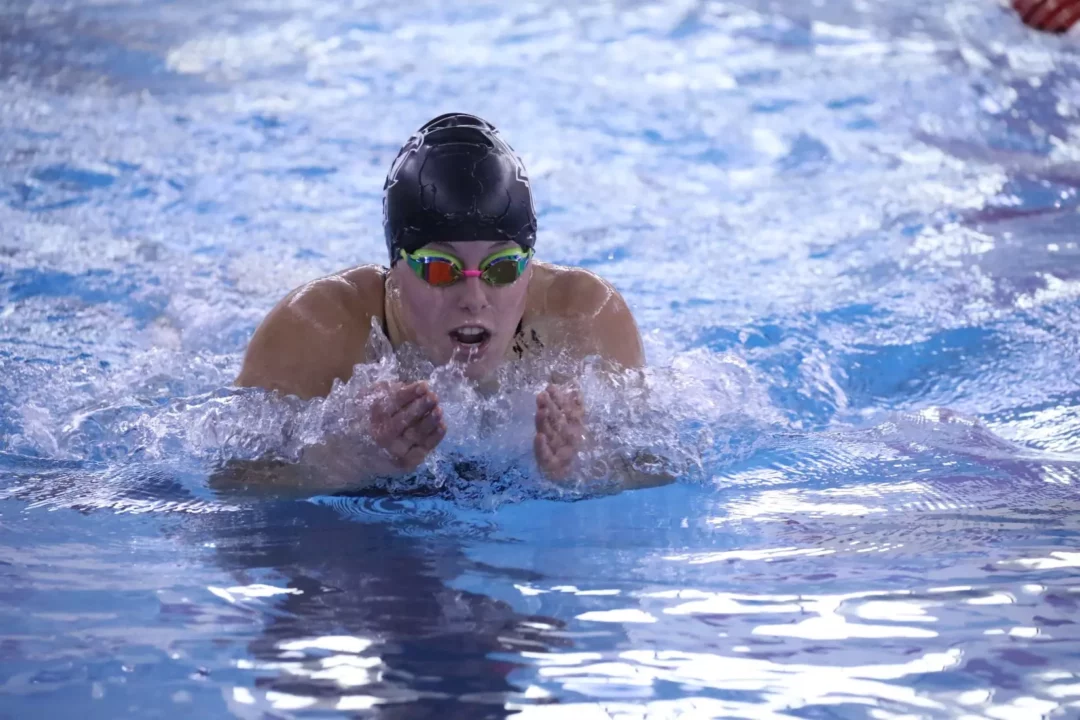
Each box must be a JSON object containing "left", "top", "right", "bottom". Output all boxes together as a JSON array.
[{"left": 2, "top": 0, "right": 1080, "bottom": 717}]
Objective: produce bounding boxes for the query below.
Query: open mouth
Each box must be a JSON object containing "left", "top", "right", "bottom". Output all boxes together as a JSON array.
[{"left": 449, "top": 326, "right": 491, "bottom": 347}]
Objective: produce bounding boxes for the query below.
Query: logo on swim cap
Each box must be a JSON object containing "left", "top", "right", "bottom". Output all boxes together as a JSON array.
[{"left": 383, "top": 113, "right": 537, "bottom": 263}]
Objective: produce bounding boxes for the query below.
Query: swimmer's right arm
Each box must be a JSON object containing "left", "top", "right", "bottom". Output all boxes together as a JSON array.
[
  {"left": 236, "top": 274, "right": 374, "bottom": 400},
  {"left": 297, "top": 380, "right": 446, "bottom": 480},
  {"left": 211, "top": 380, "right": 445, "bottom": 497},
  {"left": 224, "top": 271, "right": 446, "bottom": 492}
]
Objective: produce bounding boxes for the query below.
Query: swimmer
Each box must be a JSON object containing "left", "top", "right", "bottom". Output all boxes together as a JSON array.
[{"left": 236, "top": 113, "right": 659, "bottom": 488}]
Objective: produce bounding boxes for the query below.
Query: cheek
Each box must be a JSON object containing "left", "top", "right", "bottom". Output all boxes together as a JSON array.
[
  {"left": 491, "top": 284, "right": 529, "bottom": 333},
  {"left": 402, "top": 288, "right": 451, "bottom": 338}
]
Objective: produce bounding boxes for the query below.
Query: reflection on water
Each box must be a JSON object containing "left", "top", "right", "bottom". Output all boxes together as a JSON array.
[
  {"left": 2, "top": 0, "right": 1080, "bottom": 716},
  {"left": 203, "top": 500, "right": 558, "bottom": 718}
]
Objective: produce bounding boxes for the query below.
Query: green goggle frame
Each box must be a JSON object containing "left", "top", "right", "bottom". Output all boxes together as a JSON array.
[{"left": 399, "top": 246, "right": 534, "bottom": 287}]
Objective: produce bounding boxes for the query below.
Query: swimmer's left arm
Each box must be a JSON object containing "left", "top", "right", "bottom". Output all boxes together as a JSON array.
[
  {"left": 587, "top": 287, "right": 645, "bottom": 370},
  {"left": 534, "top": 380, "right": 675, "bottom": 491},
  {"left": 555, "top": 270, "right": 644, "bottom": 370},
  {"left": 535, "top": 271, "right": 672, "bottom": 490}
]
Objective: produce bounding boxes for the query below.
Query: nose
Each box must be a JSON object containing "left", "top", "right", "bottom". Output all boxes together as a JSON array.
[{"left": 457, "top": 275, "right": 490, "bottom": 314}]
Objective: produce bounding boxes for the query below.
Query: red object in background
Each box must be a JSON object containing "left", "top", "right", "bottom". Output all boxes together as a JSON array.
[{"left": 1013, "top": 0, "right": 1080, "bottom": 32}]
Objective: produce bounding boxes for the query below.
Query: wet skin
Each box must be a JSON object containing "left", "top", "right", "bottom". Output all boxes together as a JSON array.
[{"left": 236, "top": 240, "right": 645, "bottom": 484}]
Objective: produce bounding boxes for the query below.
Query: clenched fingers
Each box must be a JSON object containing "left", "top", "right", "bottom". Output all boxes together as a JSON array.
[
  {"left": 385, "top": 421, "right": 444, "bottom": 470},
  {"left": 380, "top": 387, "right": 438, "bottom": 439},
  {"left": 535, "top": 432, "right": 571, "bottom": 481},
  {"left": 403, "top": 405, "right": 446, "bottom": 456},
  {"left": 537, "top": 385, "right": 583, "bottom": 420},
  {"left": 403, "top": 404, "right": 443, "bottom": 445},
  {"left": 537, "top": 387, "right": 587, "bottom": 446},
  {"left": 371, "top": 381, "right": 426, "bottom": 421},
  {"left": 387, "top": 383, "right": 435, "bottom": 423},
  {"left": 544, "top": 383, "right": 582, "bottom": 414},
  {"left": 369, "top": 381, "right": 447, "bottom": 469},
  {"left": 535, "top": 402, "right": 565, "bottom": 436},
  {"left": 417, "top": 417, "right": 447, "bottom": 452}
]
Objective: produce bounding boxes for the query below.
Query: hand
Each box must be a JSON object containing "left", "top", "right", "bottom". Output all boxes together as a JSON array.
[
  {"left": 534, "top": 383, "right": 587, "bottom": 482},
  {"left": 1013, "top": 0, "right": 1080, "bottom": 33},
  {"left": 369, "top": 381, "right": 446, "bottom": 473}
]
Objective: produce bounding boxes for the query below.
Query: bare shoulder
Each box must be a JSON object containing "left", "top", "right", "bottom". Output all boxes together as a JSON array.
[
  {"left": 271, "top": 264, "right": 384, "bottom": 331},
  {"left": 236, "top": 265, "right": 387, "bottom": 399},
  {"left": 529, "top": 262, "right": 644, "bottom": 368},
  {"left": 532, "top": 262, "right": 617, "bottom": 317}
]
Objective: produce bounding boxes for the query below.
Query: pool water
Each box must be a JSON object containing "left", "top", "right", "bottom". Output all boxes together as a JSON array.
[{"left": 2, "top": 0, "right": 1080, "bottom": 717}]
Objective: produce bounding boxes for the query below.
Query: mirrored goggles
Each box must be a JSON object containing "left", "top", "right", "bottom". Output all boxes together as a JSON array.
[{"left": 400, "top": 246, "right": 534, "bottom": 287}]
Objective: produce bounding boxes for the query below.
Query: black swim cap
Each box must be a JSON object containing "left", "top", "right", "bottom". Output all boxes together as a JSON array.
[{"left": 383, "top": 113, "right": 537, "bottom": 263}]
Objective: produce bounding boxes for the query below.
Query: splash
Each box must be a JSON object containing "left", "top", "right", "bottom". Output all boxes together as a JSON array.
[{"left": 0, "top": 316, "right": 783, "bottom": 508}]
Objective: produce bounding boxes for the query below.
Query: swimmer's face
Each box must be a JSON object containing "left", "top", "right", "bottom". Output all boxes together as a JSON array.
[{"left": 390, "top": 240, "right": 532, "bottom": 381}]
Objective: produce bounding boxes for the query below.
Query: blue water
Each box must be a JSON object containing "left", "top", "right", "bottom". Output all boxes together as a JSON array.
[{"left": 3, "top": 0, "right": 1080, "bottom": 717}]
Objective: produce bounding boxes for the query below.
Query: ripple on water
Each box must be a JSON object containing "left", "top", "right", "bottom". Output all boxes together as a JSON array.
[{"left": 1, "top": 0, "right": 1080, "bottom": 717}]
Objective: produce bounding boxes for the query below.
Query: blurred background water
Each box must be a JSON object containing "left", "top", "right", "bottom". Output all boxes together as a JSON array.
[{"left": 2, "top": 0, "right": 1080, "bottom": 717}]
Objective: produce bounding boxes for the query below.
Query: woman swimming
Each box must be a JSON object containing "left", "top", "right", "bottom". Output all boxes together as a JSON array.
[{"left": 236, "top": 113, "right": 647, "bottom": 486}]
